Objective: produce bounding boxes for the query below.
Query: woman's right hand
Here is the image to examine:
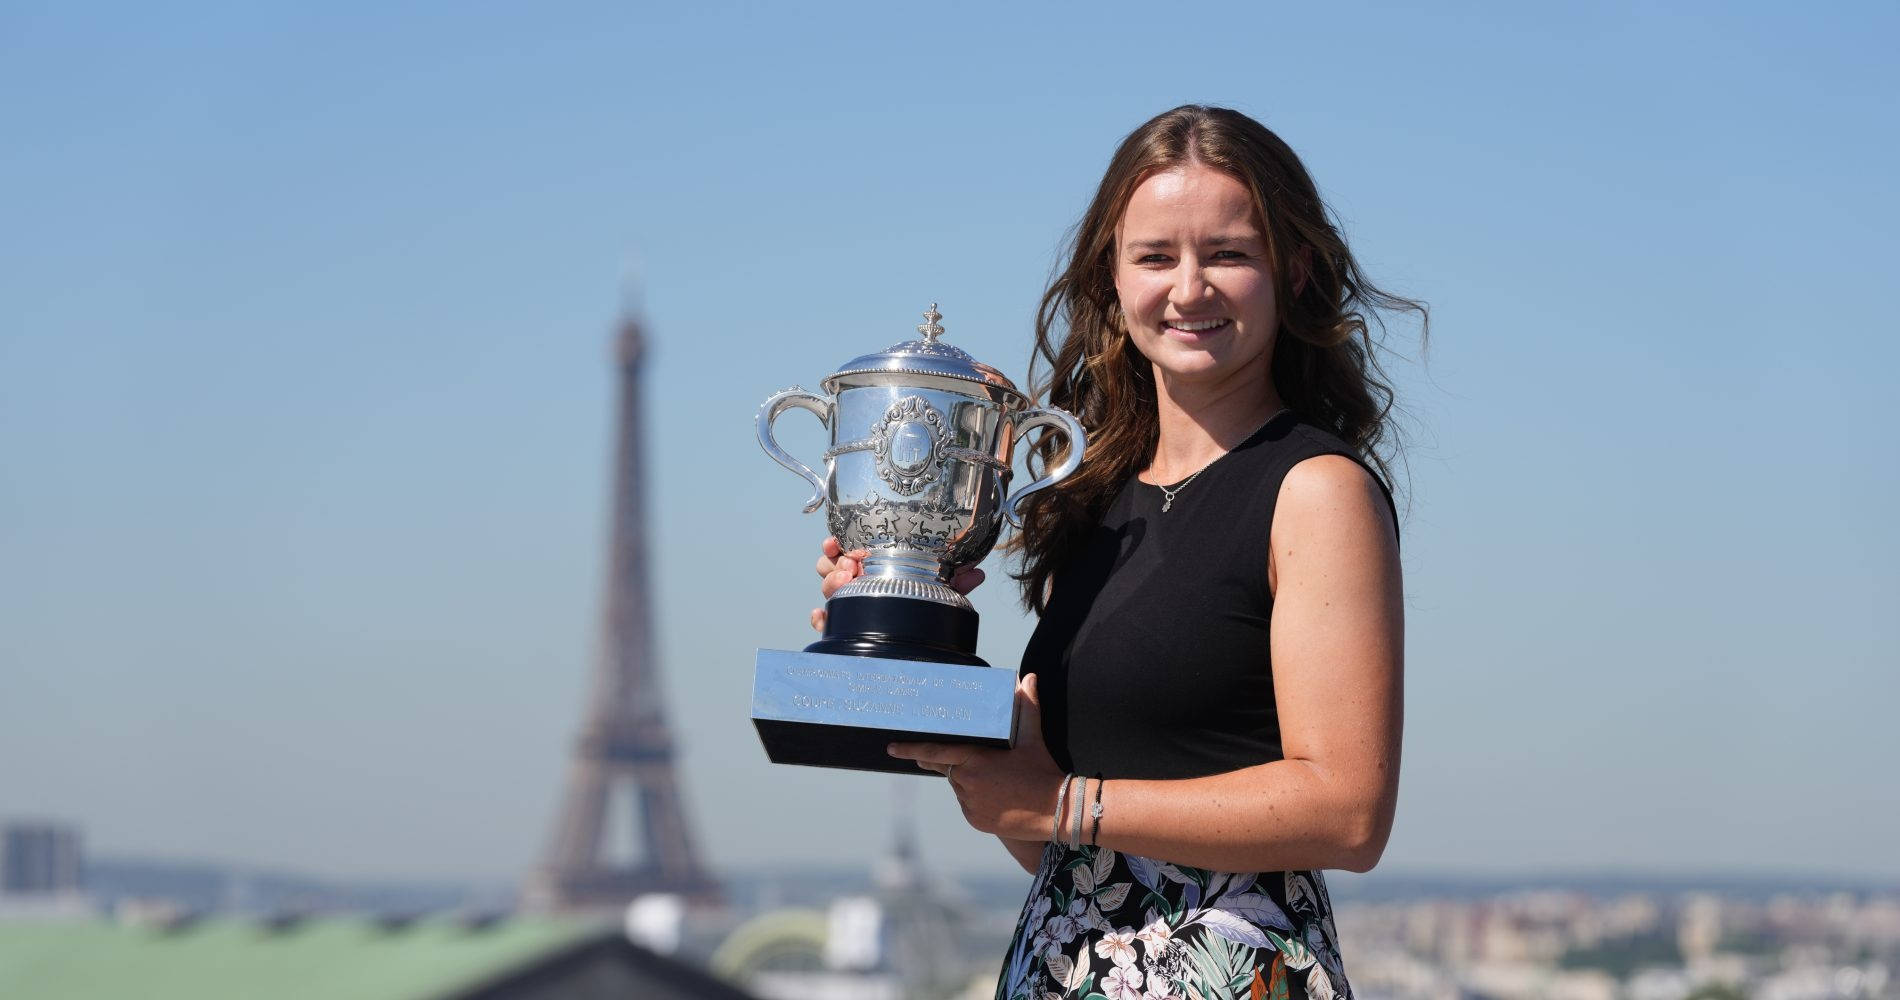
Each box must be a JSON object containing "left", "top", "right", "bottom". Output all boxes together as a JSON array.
[{"left": 810, "top": 536, "right": 986, "bottom": 632}]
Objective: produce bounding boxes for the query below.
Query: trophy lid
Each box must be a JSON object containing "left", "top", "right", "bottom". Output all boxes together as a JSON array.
[{"left": 822, "top": 304, "right": 1025, "bottom": 401}]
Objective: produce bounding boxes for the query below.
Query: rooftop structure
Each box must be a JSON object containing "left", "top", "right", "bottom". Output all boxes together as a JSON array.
[{"left": 0, "top": 915, "right": 756, "bottom": 1000}]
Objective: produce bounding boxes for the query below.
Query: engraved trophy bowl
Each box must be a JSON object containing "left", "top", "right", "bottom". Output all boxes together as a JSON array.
[{"left": 749, "top": 304, "right": 1086, "bottom": 772}]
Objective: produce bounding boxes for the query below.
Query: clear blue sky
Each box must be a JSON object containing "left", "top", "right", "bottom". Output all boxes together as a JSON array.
[{"left": 3, "top": 2, "right": 1895, "bottom": 883}]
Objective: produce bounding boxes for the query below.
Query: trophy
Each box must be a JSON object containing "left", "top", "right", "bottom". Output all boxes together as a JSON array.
[{"left": 751, "top": 304, "right": 1086, "bottom": 773}]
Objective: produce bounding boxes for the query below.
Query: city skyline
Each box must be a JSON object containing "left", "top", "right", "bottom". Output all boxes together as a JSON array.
[{"left": 2, "top": 2, "right": 1896, "bottom": 883}]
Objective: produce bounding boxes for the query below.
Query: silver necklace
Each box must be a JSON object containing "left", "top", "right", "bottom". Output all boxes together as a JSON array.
[
  {"left": 1156, "top": 467, "right": 1207, "bottom": 512},
  {"left": 1151, "top": 409, "right": 1284, "bottom": 512}
]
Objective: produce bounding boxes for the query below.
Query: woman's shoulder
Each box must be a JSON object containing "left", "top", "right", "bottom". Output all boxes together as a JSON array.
[
  {"left": 1246, "top": 414, "right": 1399, "bottom": 546},
  {"left": 1275, "top": 453, "right": 1400, "bottom": 551},
  {"left": 1228, "top": 413, "right": 1379, "bottom": 491}
]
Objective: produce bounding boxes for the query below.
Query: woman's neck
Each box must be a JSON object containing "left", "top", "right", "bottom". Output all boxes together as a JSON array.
[{"left": 1144, "top": 372, "right": 1285, "bottom": 483}]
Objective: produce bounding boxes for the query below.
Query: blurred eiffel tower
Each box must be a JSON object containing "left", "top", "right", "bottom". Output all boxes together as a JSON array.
[{"left": 524, "top": 300, "right": 720, "bottom": 913}]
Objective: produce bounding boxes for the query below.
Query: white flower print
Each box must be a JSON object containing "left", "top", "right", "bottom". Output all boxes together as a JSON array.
[
  {"left": 1136, "top": 918, "right": 1173, "bottom": 958},
  {"left": 1001, "top": 848, "right": 1351, "bottom": 1000},
  {"left": 1103, "top": 963, "right": 1145, "bottom": 1000},
  {"left": 1095, "top": 928, "right": 1139, "bottom": 967}
]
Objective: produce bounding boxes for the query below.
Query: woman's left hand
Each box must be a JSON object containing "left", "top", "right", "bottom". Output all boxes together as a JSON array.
[{"left": 888, "top": 673, "right": 1065, "bottom": 842}]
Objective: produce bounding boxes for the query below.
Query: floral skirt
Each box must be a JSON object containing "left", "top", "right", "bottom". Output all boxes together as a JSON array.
[{"left": 996, "top": 843, "right": 1350, "bottom": 1000}]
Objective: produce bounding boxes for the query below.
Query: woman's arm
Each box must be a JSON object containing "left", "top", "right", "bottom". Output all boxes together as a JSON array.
[
  {"left": 813, "top": 538, "right": 1042, "bottom": 871},
  {"left": 997, "top": 836, "right": 1045, "bottom": 874},
  {"left": 1095, "top": 455, "right": 1403, "bottom": 871},
  {"left": 892, "top": 454, "right": 1403, "bottom": 873}
]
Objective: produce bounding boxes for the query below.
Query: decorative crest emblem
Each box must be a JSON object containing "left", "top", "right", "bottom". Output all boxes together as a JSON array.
[{"left": 869, "top": 395, "right": 948, "bottom": 495}]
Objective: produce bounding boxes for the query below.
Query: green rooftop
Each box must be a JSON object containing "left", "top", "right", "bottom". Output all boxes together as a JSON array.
[{"left": 0, "top": 916, "right": 605, "bottom": 1000}]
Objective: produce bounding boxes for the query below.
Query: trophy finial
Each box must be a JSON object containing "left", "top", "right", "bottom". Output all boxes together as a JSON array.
[{"left": 918, "top": 303, "right": 944, "bottom": 342}]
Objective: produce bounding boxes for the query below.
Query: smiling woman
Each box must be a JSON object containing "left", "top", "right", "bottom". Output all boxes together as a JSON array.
[
  {"left": 1113, "top": 164, "right": 1281, "bottom": 396},
  {"left": 818, "top": 105, "right": 1426, "bottom": 1000}
]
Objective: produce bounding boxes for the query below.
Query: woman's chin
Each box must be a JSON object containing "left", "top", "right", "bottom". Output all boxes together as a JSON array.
[{"left": 1150, "top": 361, "right": 1229, "bottom": 386}]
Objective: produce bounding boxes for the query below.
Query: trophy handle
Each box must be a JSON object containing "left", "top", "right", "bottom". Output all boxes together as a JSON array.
[
  {"left": 1002, "top": 407, "right": 1088, "bottom": 529},
  {"left": 757, "top": 386, "right": 833, "bottom": 514}
]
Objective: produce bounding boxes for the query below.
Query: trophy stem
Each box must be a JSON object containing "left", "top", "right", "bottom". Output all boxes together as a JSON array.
[
  {"left": 804, "top": 595, "right": 987, "bottom": 666},
  {"left": 829, "top": 552, "right": 974, "bottom": 610}
]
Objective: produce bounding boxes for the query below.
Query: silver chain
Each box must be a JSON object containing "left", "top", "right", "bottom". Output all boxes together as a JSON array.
[{"left": 1156, "top": 467, "right": 1207, "bottom": 512}]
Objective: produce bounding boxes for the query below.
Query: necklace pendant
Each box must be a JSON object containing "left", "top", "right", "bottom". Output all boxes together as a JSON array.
[{"left": 1162, "top": 497, "right": 1173, "bottom": 513}]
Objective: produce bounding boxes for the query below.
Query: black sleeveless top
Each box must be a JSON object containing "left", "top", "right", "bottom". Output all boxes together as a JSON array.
[{"left": 1021, "top": 410, "right": 1396, "bottom": 781}]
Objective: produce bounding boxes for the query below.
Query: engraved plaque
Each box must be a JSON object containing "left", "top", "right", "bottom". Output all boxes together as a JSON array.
[{"left": 752, "top": 649, "right": 1017, "bottom": 774}]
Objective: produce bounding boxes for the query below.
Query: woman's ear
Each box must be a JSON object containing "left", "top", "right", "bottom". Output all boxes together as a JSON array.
[{"left": 1289, "top": 246, "right": 1315, "bottom": 296}]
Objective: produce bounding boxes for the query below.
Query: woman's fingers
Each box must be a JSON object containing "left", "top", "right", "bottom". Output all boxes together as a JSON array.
[
  {"left": 821, "top": 554, "right": 978, "bottom": 598},
  {"left": 815, "top": 536, "right": 867, "bottom": 623},
  {"left": 824, "top": 537, "right": 866, "bottom": 564},
  {"left": 888, "top": 741, "right": 964, "bottom": 774},
  {"left": 821, "top": 566, "right": 859, "bottom": 600},
  {"left": 815, "top": 537, "right": 868, "bottom": 585},
  {"left": 949, "top": 565, "right": 986, "bottom": 595},
  {"left": 815, "top": 552, "right": 857, "bottom": 579},
  {"left": 817, "top": 537, "right": 869, "bottom": 600}
]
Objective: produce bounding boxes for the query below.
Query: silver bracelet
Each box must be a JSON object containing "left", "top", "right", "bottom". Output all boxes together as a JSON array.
[
  {"left": 1051, "top": 774, "right": 1073, "bottom": 845},
  {"left": 1071, "top": 776, "right": 1088, "bottom": 848}
]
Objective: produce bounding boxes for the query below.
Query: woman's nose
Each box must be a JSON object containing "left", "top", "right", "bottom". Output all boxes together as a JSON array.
[{"left": 1170, "top": 263, "right": 1213, "bottom": 305}]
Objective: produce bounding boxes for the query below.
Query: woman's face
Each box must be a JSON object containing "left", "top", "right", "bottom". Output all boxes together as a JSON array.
[{"left": 1113, "top": 163, "right": 1279, "bottom": 393}]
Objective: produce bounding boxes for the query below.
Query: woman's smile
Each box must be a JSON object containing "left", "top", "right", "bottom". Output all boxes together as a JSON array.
[{"left": 1163, "top": 317, "right": 1232, "bottom": 336}]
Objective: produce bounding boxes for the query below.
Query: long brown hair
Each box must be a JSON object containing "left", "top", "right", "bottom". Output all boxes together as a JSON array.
[{"left": 1011, "top": 105, "right": 1427, "bottom": 613}]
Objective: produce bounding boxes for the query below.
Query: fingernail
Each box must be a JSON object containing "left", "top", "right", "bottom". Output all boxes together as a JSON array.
[{"left": 885, "top": 744, "right": 897, "bottom": 755}]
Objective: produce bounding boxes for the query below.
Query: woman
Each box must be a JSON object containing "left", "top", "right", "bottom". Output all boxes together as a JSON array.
[{"left": 816, "top": 105, "right": 1420, "bottom": 1000}]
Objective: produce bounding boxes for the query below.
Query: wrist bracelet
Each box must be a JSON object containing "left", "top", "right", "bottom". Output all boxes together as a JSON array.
[
  {"left": 1071, "top": 776, "right": 1088, "bottom": 848},
  {"left": 1051, "top": 774, "right": 1073, "bottom": 845},
  {"left": 1089, "top": 775, "right": 1105, "bottom": 846}
]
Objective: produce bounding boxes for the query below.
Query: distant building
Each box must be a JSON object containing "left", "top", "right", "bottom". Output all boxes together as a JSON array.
[
  {"left": 0, "top": 915, "right": 759, "bottom": 1000},
  {"left": 2, "top": 821, "right": 83, "bottom": 896},
  {"left": 0, "top": 820, "right": 90, "bottom": 920},
  {"left": 711, "top": 784, "right": 990, "bottom": 1000}
]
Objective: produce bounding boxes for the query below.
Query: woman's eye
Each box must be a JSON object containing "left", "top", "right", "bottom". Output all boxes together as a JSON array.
[
  {"left": 1137, "top": 254, "right": 1171, "bottom": 265},
  {"left": 1212, "top": 249, "right": 1248, "bottom": 261}
]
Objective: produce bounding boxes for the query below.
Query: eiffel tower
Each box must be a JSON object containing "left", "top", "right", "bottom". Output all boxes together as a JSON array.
[{"left": 524, "top": 305, "right": 720, "bottom": 913}]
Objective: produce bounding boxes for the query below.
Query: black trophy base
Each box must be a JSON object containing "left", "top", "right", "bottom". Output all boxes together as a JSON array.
[
  {"left": 753, "top": 717, "right": 1010, "bottom": 774},
  {"left": 751, "top": 595, "right": 1016, "bottom": 774},
  {"left": 802, "top": 595, "right": 988, "bottom": 666}
]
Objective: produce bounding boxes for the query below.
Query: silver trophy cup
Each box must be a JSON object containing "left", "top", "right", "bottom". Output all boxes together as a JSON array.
[{"left": 750, "top": 304, "right": 1085, "bottom": 773}]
